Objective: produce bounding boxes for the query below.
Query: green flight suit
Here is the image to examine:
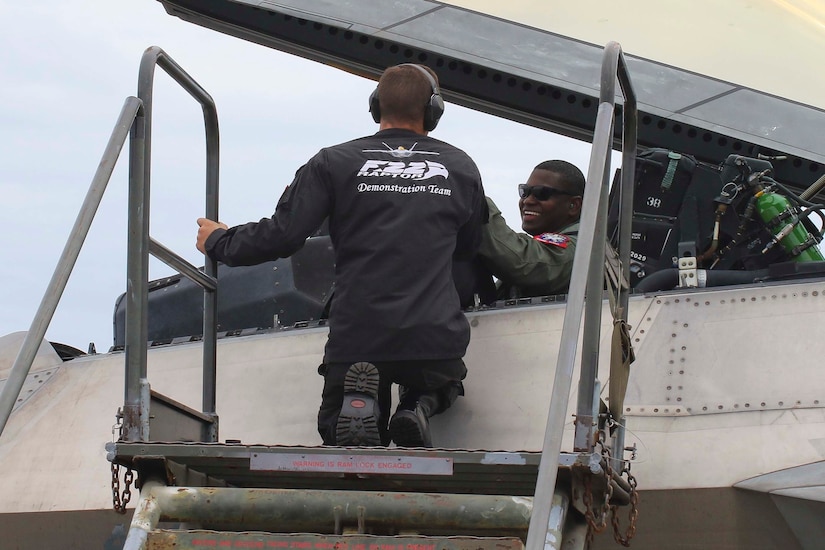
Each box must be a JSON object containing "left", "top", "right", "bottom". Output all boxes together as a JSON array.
[{"left": 478, "top": 196, "right": 578, "bottom": 298}]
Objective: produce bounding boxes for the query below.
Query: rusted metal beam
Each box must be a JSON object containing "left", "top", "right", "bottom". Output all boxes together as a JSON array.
[
  {"left": 124, "top": 479, "right": 165, "bottom": 550},
  {"left": 146, "top": 531, "right": 526, "bottom": 550},
  {"left": 136, "top": 485, "right": 532, "bottom": 536}
]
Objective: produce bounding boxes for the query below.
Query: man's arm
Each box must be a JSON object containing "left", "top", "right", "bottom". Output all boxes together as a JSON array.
[
  {"left": 477, "top": 196, "right": 576, "bottom": 295},
  {"left": 453, "top": 168, "right": 487, "bottom": 261},
  {"left": 196, "top": 219, "right": 228, "bottom": 254}
]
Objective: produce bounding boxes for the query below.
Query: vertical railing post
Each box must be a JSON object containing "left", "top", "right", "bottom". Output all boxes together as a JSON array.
[
  {"left": 0, "top": 46, "right": 219, "bottom": 444},
  {"left": 526, "top": 41, "right": 636, "bottom": 550},
  {"left": 610, "top": 51, "right": 639, "bottom": 467},
  {"left": 573, "top": 111, "right": 614, "bottom": 452},
  {"left": 121, "top": 46, "right": 220, "bottom": 443},
  {"left": 617, "top": 56, "right": 638, "bottom": 324},
  {"left": 123, "top": 101, "right": 151, "bottom": 442},
  {"left": 202, "top": 95, "right": 220, "bottom": 436}
]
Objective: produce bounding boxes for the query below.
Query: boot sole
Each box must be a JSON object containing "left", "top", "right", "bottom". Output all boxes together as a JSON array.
[
  {"left": 389, "top": 409, "right": 430, "bottom": 448},
  {"left": 336, "top": 362, "right": 381, "bottom": 446}
]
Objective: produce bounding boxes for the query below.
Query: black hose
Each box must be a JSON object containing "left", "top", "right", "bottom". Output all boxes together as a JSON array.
[
  {"left": 706, "top": 269, "right": 769, "bottom": 285},
  {"left": 762, "top": 177, "right": 813, "bottom": 206},
  {"left": 634, "top": 268, "right": 769, "bottom": 293},
  {"left": 634, "top": 269, "right": 678, "bottom": 293}
]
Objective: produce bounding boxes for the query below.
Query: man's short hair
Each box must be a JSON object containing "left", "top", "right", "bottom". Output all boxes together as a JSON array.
[
  {"left": 534, "top": 160, "right": 585, "bottom": 195},
  {"left": 377, "top": 65, "right": 437, "bottom": 123}
]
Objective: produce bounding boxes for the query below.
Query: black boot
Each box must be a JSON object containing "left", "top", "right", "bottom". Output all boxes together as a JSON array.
[
  {"left": 389, "top": 391, "right": 440, "bottom": 448},
  {"left": 336, "top": 362, "right": 382, "bottom": 446}
]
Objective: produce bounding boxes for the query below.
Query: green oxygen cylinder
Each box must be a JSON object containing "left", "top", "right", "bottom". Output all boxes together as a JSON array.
[{"left": 755, "top": 190, "right": 824, "bottom": 262}]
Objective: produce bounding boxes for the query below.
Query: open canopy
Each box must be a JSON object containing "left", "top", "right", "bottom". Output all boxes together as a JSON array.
[{"left": 157, "top": 0, "right": 825, "bottom": 190}]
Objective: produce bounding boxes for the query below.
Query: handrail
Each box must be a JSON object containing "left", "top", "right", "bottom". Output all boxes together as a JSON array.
[
  {"left": 525, "top": 41, "right": 637, "bottom": 550},
  {"left": 608, "top": 49, "right": 638, "bottom": 463},
  {"left": 122, "top": 46, "right": 220, "bottom": 442},
  {"left": 575, "top": 44, "right": 638, "bottom": 450},
  {"left": 0, "top": 97, "right": 143, "bottom": 438},
  {"left": 149, "top": 238, "right": 218, "bottom": 292}
]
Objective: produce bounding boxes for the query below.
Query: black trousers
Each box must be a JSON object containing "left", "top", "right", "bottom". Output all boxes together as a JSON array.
[{"left": 317, "top": 359, "right": 467, "bottom": 445}]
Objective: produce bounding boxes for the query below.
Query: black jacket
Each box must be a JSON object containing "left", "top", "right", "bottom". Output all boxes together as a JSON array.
[{"left": 205, "top": 129, "right": 486, "bottom": 363}]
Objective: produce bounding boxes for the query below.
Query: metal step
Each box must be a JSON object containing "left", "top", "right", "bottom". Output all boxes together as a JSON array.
[
  {"left": 107, "top": 442, "right": 598, "bottom": 496},
  {"left": 113, "top": 444, "right": 613, "bottom": 550}
]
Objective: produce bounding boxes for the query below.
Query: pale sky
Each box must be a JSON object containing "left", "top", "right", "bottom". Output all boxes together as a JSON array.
[{"left": 0, "top": 1, "right": 604, "bottom": 352}]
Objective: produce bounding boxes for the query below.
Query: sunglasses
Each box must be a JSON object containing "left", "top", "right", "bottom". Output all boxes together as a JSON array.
[{"left": 518, "top": 184, "right": 575, "bottom": 201}]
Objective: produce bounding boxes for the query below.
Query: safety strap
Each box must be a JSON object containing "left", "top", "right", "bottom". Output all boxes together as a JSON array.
[
  {"left": 661, "top": 151, "right": 682, "bottom": 191},
  {"left": 608, "top": 317, "right": 635, "bottom": 421},
  {"left": 603, "top": 243, "right": 627, "bottom": 317}
]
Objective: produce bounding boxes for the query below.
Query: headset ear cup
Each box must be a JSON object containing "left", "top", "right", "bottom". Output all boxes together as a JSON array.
[
  {"left": 368, "top": 87, "right": 381, "bottom": 123},
  {"left": 424, "top": 93, "right": 445, "bottom": 131}
]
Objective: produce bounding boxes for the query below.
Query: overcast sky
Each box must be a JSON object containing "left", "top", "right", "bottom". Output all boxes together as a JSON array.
[{"left": 0, "top": 1, "right": 605, "bottom": 352}]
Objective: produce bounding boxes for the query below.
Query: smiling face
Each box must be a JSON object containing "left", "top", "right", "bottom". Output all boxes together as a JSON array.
[{"left": 519, "top": 169, "right": 582, "bottom": 235}]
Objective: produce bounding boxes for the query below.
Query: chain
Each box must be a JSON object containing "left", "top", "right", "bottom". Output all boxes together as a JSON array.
[
  {"left": 111, "top": 461, "right": 134, "bottom": 514},
  {"left": 110, "top": 410, "right": 134, "bottom": 514},
  {"left": 583, "top": 434, "right": 613, "bottom": 544},
  {"left": 582, "top": 422, "right": 641, "bottom": 546},
  {"left": 611, "top": 470, "right": 639, "bottom": 547},
  {"left": 584, "top": 430, "right": 617, "bottom": 545},
  {"left": 583, "top": 474, "right": 609, "bottom": 536}
]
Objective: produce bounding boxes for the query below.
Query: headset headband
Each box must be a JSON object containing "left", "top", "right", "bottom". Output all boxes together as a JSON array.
[{"left": 368, "top": 64, "right": 445, "bottom": 131}]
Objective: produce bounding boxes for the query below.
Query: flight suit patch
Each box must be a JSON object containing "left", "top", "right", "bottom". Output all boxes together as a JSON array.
[{"left": 534, "top": 232, "right": 570, "bottom": 248}]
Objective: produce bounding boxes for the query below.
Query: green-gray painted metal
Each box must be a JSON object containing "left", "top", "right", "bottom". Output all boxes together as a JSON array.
[
  {"left": 125, "top": 479, "right": 165, "bottom": 550},
  {"left": 127, "top": 484, "right": 532, "bottom": 536},
  {"left": 123, "top": 46, "right": 220, "bottom": 442},
  {"left": 148, "top": 390, "right": 218, "bottom": 442},
  {"left": 0, "top": 96, "right": 142, "bottom": 439},
  {"left": 526, "top": 42, "right": 636, "bottom": 550},
  {"left": 147, "top": 532, "right": 525, "bottom": 550},
  {"left": 149, "top": 529, "right": 524, "bottom": 550}
]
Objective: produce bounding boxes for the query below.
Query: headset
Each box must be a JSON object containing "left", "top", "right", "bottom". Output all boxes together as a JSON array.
[{"left": 368, "top": 64, "right": 445, "bottom": 131}]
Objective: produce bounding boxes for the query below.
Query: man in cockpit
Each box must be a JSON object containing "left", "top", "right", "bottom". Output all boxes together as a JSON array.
[
  {"left": 477, "top": 160, "right": 585, "bottom": 298},
  {"left": 195, "top": 64, "right": 486, "bottom": 449}
]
